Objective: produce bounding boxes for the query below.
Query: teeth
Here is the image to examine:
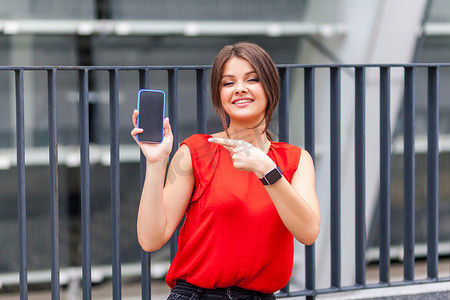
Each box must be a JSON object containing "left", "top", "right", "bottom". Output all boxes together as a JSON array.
[{"left": 234, "top": 99, "right": 253, "bottom": 104}]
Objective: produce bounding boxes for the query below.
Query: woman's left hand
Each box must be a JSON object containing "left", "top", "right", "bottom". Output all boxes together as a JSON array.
[{"left": 208, "top": 138, "right": 276, "bottom": 178}]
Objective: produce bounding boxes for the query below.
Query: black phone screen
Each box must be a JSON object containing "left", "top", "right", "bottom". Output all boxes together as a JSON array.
[{"left": 137, "top": 89, "right": 165, "bottom": 143}]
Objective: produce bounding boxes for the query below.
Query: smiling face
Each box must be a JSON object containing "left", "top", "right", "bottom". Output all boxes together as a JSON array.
[
  {"left": 210, "top": 42, "right": 280, "bottom": 138},
  {"left": 219, "top": 57, "right": 268, "bottom": 128}
]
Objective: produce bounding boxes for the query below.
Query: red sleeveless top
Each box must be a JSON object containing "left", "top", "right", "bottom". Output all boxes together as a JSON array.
[{"left": 165, "top": 134, "right": 301, "bottom": 293}]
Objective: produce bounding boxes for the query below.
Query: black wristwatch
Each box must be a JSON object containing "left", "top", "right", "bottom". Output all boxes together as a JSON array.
[{"left": 260, "top": 166, "right": 283, "bottom": 185}]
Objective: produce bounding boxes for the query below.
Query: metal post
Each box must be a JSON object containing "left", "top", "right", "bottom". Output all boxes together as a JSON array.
[
  {"left": 379, "top": 67, "right": 391, "bottom": 284},
  {"left": 168, "top": 68, "right": 180, "bottom": 263},
  {"left": 279, "top": 67, "right": 289, "bottom": 143},
  {"left": 304, "top": 67, "right": 316, "bottom": 300},
  {"left": 48, "top": 68, "right": 60, "bottom": 300},
  {"left": 110, "top": 69, "right": 122, "bottom": 299},
  {"left": 427, "top": 66, "right": 439, "bottom": 280},
  {"left": 278, "top": 67, "right": 291, "bottom": 295},
  {"left": 330, "top": 67, "right": 341, "bottom": 289},
  {"left": 79, "top": 69, "right": 92, "bottom": 300},
  {"left": 403, "top": 67, "right": 415, "bottom": 282},
  {"left": 16, "top": 69, "right": 28, "bottom": 300},
  {"left": 139, "top": 69, "right": 152, "bottom": 300},
  {"left": 196, "top": 68, "right": 207, "bottom": 134},
  {"left": 355, "top": 67, "right": 366, "bottom": 286}
]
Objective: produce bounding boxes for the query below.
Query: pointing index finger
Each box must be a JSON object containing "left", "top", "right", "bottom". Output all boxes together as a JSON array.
[{"left": 208, "top": 138, "right": 239, "bottom": 148}]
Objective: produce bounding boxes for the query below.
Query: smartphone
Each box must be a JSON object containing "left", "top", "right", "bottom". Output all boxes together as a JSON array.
[{"left": 136, "top": 89, "right": 165, "bottom": 143}]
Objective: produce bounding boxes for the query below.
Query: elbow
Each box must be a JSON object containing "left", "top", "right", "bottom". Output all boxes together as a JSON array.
[
  {"left": 140, "top": 245, "right": 160, "bottom": 253},
  {"left": 303, "top": 235, "right": 318, "bottom": 246},
  {"left": 138, "top": 237, "right": 165, "bottom": 253},
  {"left": 137, "top": 230, "right": 166, "bottom": 252},
  {"left": 302, "top": 232, "right": 319, "bottom": 246},
  {"left": 298, "top": 222, "right": 320, "bottom": 246},
  {"left": 303, "top": 212, "right": 321, "bottom": 245}
]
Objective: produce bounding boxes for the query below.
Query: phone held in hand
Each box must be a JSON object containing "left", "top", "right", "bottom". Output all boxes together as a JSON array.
[{"left": 136, "top": 89, "right": 166, "bottom": 143}]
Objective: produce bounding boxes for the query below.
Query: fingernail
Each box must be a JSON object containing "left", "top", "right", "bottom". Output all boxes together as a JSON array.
[{"left": 208, "top": 138, "right": 214, "bottom": 142}]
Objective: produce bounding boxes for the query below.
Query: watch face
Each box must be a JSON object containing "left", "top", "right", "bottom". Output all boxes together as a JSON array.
[{"left": 265, "top": 167, "right": 282, "bottom": 184}]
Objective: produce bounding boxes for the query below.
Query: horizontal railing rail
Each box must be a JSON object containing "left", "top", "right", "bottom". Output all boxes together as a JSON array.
[{"left": 1, "top": 63, "right": 449, "bottom": 300}]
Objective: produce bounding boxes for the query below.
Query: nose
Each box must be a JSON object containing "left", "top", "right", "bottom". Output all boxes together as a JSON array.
[{"left": 234, "top": 81, "right": 248, "bottom": 94}]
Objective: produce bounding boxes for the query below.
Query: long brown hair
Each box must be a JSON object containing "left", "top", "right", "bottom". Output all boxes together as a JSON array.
[{"left": 210, "top": 42, "right": 280, "bottom": 140}]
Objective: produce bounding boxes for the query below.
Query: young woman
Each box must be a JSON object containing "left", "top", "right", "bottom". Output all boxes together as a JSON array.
[{"left": 131, "top": 42, "right": 320, "bottom": 299}]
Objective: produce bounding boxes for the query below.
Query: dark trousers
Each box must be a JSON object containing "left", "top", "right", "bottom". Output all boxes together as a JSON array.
[{"left": 168, "top": 280, "right": 276, "bottom": 300}]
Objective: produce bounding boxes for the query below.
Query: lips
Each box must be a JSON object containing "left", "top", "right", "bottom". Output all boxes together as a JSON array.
[{"left": 232, "top": 98, "right": 254, "bottom": 105}]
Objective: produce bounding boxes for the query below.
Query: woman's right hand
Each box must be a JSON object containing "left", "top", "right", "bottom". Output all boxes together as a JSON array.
[{"left": 131, "top": 109, "right": 173, "bottom": 164}]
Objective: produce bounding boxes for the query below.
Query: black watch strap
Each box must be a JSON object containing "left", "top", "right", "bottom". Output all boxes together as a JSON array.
[{"left": 260, "top": 166, "right": 283, "bottom": 185}]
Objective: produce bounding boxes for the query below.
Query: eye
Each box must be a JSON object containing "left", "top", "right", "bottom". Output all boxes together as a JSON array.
[
  {"left": 248, "top": 77, "right": 259, "bottom": 83},
  {"left": 222, "top": 81, "right": 234, "bottom": 87}
]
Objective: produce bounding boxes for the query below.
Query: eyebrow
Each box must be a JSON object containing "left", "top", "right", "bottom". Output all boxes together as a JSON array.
[{"left": 221, "top": 70, "right": 257, "bottom": 79}]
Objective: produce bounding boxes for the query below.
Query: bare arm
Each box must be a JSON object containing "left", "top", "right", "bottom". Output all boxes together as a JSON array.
[
  {"left": 131, "top": 110, "right": 195, "bottom": 252},
  {"left": 136, "top": 145, "right": 194, "bottom": 252},
  {"left": 264, "top": 150, "right": 320, "bottom": 245}
]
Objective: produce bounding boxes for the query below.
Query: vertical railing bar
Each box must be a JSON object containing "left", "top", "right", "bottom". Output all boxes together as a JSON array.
[
  {"left": 276, "top": 66, "right": 290, "bottom": 298},
  {"left": 304, "top": 67, "right": 316, "bottom": 157},
  {"left": 196, "top": 68, "right": 207, "bottom": 134},
  {"left": 330, "top": 67, "right": 341, "bottom": 289},
  {"left": 48, "top": 68, "right": 60, "bottom": 300},
  {"left": 403, "top": 66, "right": 415, "bottom": 282},
  {"left": 379, "top": 67, "right": 391, "bottom": 284},
  {"left": 278, "top": 66, "right": 289, "bottom": 293},
  {"left": 79, "top": 68, "right": 92, "bottom": 300},
  {"left": 15, "top": 69, "right": 28, "bottom": 300},
  {"left": 138, "top": 69, "right": 152, "bottom": 300},
  {"left": 304, "top": 67, "right": 316, "bottom": 300},
  {"left": 355, "top": 67, "right": 366, "bottom": 286},
  {"left": 110, "top": 69, "right": 122, "bottom": 299},
  {"left": 427, "top": 66, "right": 439, "bottom": 280},
  {"left": 168, "top": 68, "right": 179, "bottom": 263},
  {"left": 278, "top": 67, "right": 289, "bottom": 143},
  {"left": 168, "top": 69, "right": 179, "bottom": 156}
]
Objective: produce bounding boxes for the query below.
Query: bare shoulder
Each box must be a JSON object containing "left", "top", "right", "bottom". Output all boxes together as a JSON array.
[
  {"left": 173, "top": 144, "right": 193, "bottom": 170},
  {"left": 166, "top": 144, "right": 194, "bottom": 185},
  {"left": 299, "top": 148, "right": 314, "bottom": 167},
  {"left": 176, "top": 143, "right": 192, "bottom": 159},
  {"left": 293, "top": 148, "right": 315, "bottom": 179},
  {"left": 300, "top": 148, "right": 314, "bottom": 163}
]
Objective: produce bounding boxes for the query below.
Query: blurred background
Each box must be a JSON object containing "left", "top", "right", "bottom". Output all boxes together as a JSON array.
[{"left": 0, "top": 0, "right": 449, "bottom": 298}]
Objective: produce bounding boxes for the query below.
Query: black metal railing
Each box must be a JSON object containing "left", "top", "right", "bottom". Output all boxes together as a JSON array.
[{"left": 1, "top": 63, "right": 449, "bottom": 300}]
